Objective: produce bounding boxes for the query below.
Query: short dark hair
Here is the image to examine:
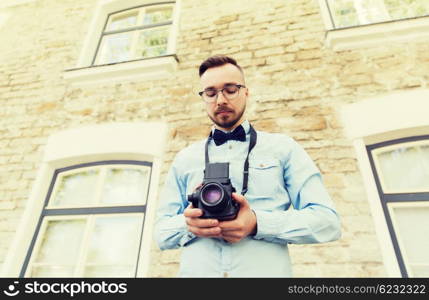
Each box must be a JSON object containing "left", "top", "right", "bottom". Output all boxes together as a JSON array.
[{"left": 199, "top": 55, "right": 243, "bottom": 77}]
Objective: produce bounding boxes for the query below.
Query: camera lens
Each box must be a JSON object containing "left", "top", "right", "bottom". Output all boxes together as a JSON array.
[{"left": 201, "top": 184, "right": 223, "bottom": 205}]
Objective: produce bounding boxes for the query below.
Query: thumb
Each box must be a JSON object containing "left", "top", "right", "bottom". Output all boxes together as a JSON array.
[{"left": 231, "top": 192, "right": 249, "bottom": 207}]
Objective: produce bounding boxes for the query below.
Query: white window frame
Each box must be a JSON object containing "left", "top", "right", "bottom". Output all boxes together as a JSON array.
[
  {"left": 1, "top": 122, "right": 168, "bottom": 277},
  {"left": 63, "top": 0, "right": 181, "bottom": 86},
  {"left": 317, "top": 0, "right": 429, "bottom": 51},
  {"left": 340, "top": 88, "right": 429, "bottom": 277}
]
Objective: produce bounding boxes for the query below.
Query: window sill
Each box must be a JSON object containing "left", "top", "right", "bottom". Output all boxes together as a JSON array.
[
  {"left": 63, "top": 55, "right": 178, "bottom": 86},
  {"left": 326, "top": 16, "right": 429, "bottom": 51}
]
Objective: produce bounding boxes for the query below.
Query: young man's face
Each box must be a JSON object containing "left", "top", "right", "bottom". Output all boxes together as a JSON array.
[{"left": 200, "top": 63, "right": 248, "bottom": 131}]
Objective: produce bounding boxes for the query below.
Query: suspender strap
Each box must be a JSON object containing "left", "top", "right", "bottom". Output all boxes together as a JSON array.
[{"left": 205, "top": 124, "right": 257, "bottom": 196}]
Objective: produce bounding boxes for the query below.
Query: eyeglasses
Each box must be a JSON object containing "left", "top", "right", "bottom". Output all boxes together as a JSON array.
[{"left": 198, "top": 84, "right": 246, "bottom": 103}]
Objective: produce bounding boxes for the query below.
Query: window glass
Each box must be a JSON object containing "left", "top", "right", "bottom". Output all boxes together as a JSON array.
[
  {"left": 107, "top": 10, "right": 139, "bottom": 31},
  {"left": 143, "top": 6, "right": 173, "bottom": 25},
  {"left": 96, "top": 32, "right": 133, "bottom": 64},
  {"left": 24, "top": 161, "right": 152, "bottom": 278},
  {"left": 384, "top": 0, "right": 429, "bottom": 19},
  {"left": 328, "top": 0, "right": 359, "bottom": 28},
  {"left": 83, "top": 214, "right": 144, "bottom": 277},
  {"left": 136, "top": 27, "right": 170, "bottom": 58},
  {"left": 51, "top": 170, "right": 99, "bottom": 207},
  {"left": 389, "top": 204, "right": 429, "bottom": 277},
  {"left": 327, "top": 0, "right": 429, "bottom": 28},
  {"left": 84, "top": 265, "right": 135, "bottom": 278},
  {"left": 94, "top": 4, "right": 174, "bottom": 65},
  {"left": 374, "top": 142, "right": 429, "bottom": 192},
  {"left": 101, "top": 167, "right": 149, "bottom": 205},
  {"left": 30, "top": 219, "right": 86, "bottom": 277}
]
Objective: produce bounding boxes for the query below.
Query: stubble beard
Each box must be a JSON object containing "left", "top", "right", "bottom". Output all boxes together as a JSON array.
[{"left": 209, "top": 105, "right": 246, "bottom": 130}]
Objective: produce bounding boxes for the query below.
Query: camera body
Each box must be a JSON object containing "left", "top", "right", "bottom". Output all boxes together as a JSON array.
[{"left": 187, "top": 162, "right": 239, "bottom": 221}]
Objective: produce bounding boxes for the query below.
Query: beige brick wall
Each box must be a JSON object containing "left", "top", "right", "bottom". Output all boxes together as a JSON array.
[{"left": 1, "top": 0, "right": 428, "bottom": 277}]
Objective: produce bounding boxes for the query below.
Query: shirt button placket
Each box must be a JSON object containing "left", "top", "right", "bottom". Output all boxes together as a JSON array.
[{"left": 221, "top": 243, "right": 232, "bottom": 277}]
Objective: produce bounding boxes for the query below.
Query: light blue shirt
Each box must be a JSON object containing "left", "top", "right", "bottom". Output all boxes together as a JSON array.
[{"left": 154, "top": 120, "right": 341, "bottom": 277}]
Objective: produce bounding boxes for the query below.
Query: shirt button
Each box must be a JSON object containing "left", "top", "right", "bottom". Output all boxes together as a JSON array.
[
  {"left": 259, "top": 164, "right": 264, "bottom": 167},
  {"left": 229, "top": 145, "right": 232, "bottom": 150},
  {"left": 223, "top": 272, "right": 229, "bottom": 278}
]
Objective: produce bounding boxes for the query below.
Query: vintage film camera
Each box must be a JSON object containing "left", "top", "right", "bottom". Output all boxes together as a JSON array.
[{"left": 187, "top": 162, "right": 239, "bottom": 221}]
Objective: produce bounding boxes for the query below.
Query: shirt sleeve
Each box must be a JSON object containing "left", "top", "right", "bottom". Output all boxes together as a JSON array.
[
  {"left": 252, "top": 138, "right": 341, "bottom": 245},
  {"left": 153, "top": 155, "right": 197, "bottom": 250}
]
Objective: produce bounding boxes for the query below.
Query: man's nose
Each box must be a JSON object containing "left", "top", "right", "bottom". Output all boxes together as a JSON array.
[{"left": 215, "top": 90, "right": 228, "bottom": 105}]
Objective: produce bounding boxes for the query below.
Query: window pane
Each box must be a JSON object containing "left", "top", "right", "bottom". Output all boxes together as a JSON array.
[
  {"left": 389, "top": 204, "right": 429, "bottom": 277},
  {"left": 410, "top": 265, "right": 429, "bottom": 277},
  {"left": 328, "top": 0, "right": 429, "bottom": 28},
  {"left": 101, "top": 167, "right": 149, "bottom": 205},
  {"left": 30, "top": 219, "right": 86, "bottom": 277},
  {"left": 375, "top": 142, "right": 429, "bottom": 192},
  {"left": 143, "top": 5, "right": 173, "bottom": 25},
  {"left": 136, "top": 27, "right": 170, "bottom": 59},
  {"left": 51, "top": 170, "right": 98, "bottom": 207},
  {"left": 83, "top": 214, "right": 144, "bottom": 277},
  {"left": 96, "top": 32, "right": 133, "bottom": 65},
  {"left": 328, "top": 0, "right": 367, "bottom": 27},
  {"left": 84, "top": 265, "right": 135, "bottom": 278},
  {"left": 31, "top": 266, "right": 75, "bottom": 278},
  {"left": 106, "top": 10, "right": 138, "bottom": 31},
  {"left": 384, "top": 0, "right": 429, "bottom": 19}
]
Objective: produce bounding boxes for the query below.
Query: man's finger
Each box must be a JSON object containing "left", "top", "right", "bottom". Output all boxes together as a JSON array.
[
  {"left": 184, "top": 206, "right": 203, "bottom": 218},
  {"left": 188, "top": 225, "right": 222, "bottom": 237},
  {"left": 231, "top": 192, "right": 249, "bottom": 207},
  {"left": 186, "top": 217, "right": 218, "bottom": 228},
  {"left": 218, "top": 218, "right": 240, "bottom": 230},
  {"left": 218, "top": 225, "right": 239, "bottom": 231},
  {"left": 221, "top": 230, "right": 242, "bottom": 238}
]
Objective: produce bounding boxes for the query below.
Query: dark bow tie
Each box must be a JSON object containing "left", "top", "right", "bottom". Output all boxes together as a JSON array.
[{"left": 212, "top": 125, "right": 246, "bottom": 146}]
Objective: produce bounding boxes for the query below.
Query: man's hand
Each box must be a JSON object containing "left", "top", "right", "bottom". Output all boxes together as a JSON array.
[
  {"left": 184, "top": 204, "right": 222, "bottom": 238},
  {"left": 184, "top": 183, "right": 221, "bottom": 238},
  {"left": 218, "top": 193, "right": 257, "bottom": 243}
]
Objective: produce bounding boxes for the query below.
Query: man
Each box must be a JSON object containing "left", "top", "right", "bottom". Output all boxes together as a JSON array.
[{"left": 154, "top": 55, "right": 341, "bottom": 277}]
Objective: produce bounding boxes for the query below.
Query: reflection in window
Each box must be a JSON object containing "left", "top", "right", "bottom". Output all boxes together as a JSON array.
[
  {"left": 375, "top": 142, "right": 429, "bottom": 192},
  {"left": 97, "top": 32, "right": 133, "bottom": 64},
  {"left": 107, "top": 11, "right": 138, "bottom": 31},
  {"left": 84, "top": 215, "right": 144, "bottom": 277},
  {"left": 30, "top": 219, "right": 86, "bottom": 277},
  {"left": 24, "top": 161, "right": 151, "bottom": 278},
  {"left": 49, "top": 165, "right": 150, "bottom": 207},
  {"left": 389, "top": 204, "right": 429, "bottom": 277},
  {"left": 95, "top": 4, "right": 174, "bottom": 65},
  {"left": 144, "top": 6, "right": 173, "bottom": 25},
  {"left": 51, "top": 170, "right": 98, "bottom": 207},
  {"left": 137, "top": 27, "right": 169, "bottom": 58},
  {"left": 369, "top": 136, "right": 429, "bottom": 278},
  {"left": 327, "top": 0, "right": 429, "bottom": 29},
  {"left": 101, "top": 167, "right": 149, "bottom": 205}
]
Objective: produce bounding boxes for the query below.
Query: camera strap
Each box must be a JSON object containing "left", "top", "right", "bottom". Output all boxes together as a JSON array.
[{"left": 205, "top": 124, "right": 257, "bottom": 196}]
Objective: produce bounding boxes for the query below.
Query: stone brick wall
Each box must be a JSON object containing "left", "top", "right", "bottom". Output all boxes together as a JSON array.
[{"left": 1, "top": 0, "right": 428, "bottom": 277}]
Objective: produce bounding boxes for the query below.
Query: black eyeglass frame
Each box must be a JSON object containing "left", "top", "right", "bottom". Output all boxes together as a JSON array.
[{"left": 198, "top": 84, "right": 246, "bottom": 102}]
